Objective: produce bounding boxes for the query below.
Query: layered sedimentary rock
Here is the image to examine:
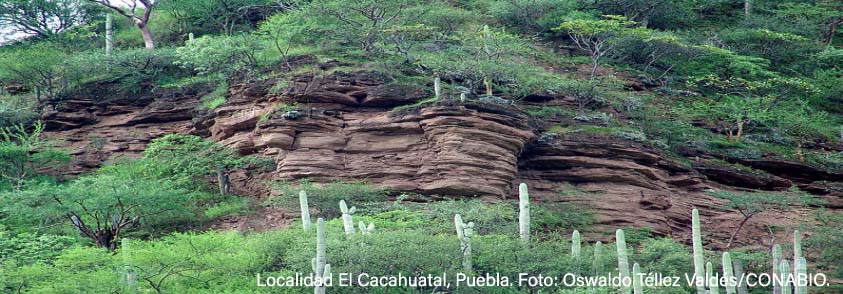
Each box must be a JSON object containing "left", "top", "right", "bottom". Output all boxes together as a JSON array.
[{"left": 41, "top": 70, "right": 839, "bottom": 248}]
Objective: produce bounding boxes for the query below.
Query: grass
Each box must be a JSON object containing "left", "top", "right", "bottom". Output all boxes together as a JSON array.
[{"left": 200, "top": 81, "right": 228, "bottom": 110}]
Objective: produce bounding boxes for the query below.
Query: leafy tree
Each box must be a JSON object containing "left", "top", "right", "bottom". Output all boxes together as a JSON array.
[
  {"left": 0, "top": 0, "right": 100, "bottom": 39},
  {"left": 716, "top": 28, "right": 817, "bottom": 68},
  {"left": 687, "top": 95, "right": 772, "bottom": 143},
  {"left": 159, "top": 0, "right": 280, "bottom": 36},
  {"left": 769, "top": 99, "right": 835, "bottom": 160},
  {"left": 709, "top": 188, "right": 819, "bottom": 248},
  {"left": 313, "top": 0, "right": 409, "bottom": 53},
  {"left": 806, "top": 210, "right": 843, "bottom": 279},
  {"left": 0, "top": 43, "right": 70, "bottom": 102},
  {"left": 588, "top": 0, "right": 698, "bottom": 29},
  {"left": 86, "top": 0, "right": 157, "bottom": 49},
  {"left": 175, "top": 34, "right": 262, "bottom": 77},
  {"left": 258, "top": 8, "right": 314, "bottom": 70},
  {"left": 0, "top": 122, "right": 70, "bottom": 191},
  {"left": 3, "top": 159, "right": 220, "bottom": 251},
  {"left": 143, "top": 134, "right": 272, "bottom": 193},
  {"left": 485, "top": 0, "right": 577, "bottom": 33},
  {"left": 554, "top": 15, "right": 646, "bottom": 79},
  {"left": 813, "top": 67, "right": 843, "bottom": 111},
  {"left": 773, "top": 1, "right": 843, "bottom": 45}
]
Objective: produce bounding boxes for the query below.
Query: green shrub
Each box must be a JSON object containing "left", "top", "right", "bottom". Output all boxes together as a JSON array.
[
  {"left": 0, "top": 94, "right": 39, "bottom": 127},
  {"left": 175, "top": 34, "right": 264, "bottom": 77},
  {"left": 0, "top": 42, "right": 70, "bottom": 101},
  {"left": 144, "top": 134, "right": 274, "bottom": 190},
  {"left": 204, "top": 196, "right": 251, "bottom": 219},
  {"left": 1, "top": 246, "right": 120, "bottom": 293},
  {"left": 484, "top": 0, "right": 578, "bottom": 33},
  {"left": 0, "top": 227, "right": 76, "bottom": 266},
  {"left": 716, "top": 28, "right": 818, "bottom": 68},
  {"left": 270, "top": 180, "right": 388, "bottom": 218},
  {"left": 0, "top": 122, "right": 71, "bottom": 191},
  {"left": 200, "top": 80, "right": 228, "bottom": 109}
]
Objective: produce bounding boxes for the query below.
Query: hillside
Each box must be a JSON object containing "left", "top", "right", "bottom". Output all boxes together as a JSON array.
[{"left": 2, "top": 0, "right": 843, "bottom": 293}]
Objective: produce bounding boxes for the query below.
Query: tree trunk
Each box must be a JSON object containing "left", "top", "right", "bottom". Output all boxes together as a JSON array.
[
  {"left": 827, "top": 21, "right": 839, "bottom": 46},
  {"left": 137, "top": 23, "right": 155, "bottom": 50},
  {"left": 744, "top": 0, "right": 752, "bottom": 19},
  {"left": 726, "top": 217, "right": 751, "bottom": 249}
]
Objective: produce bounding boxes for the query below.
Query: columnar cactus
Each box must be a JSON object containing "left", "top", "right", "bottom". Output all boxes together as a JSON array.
[
  {"left": 121, "top": 238, "right": 137, "bottom": 294},
  {"left": 518, "top": 183, "right": 530, "bottom": 245},
  {"left": 105, "top": 14, "right": 113, "bottom": 56},
  {"left": 706, "top": 262, "right": 719, "bottom": 294},
  {"left": 571, "top": 230, "right": 581, "bottom": 260},
  {"left": 781, "top": 260, "right": 792, "bottom": 294},
  {"left": 592, "top": 241, "right": 603, "bottom": 275},
  {"left": 358, "top": 221, "right": 375, "bottom": 234},
  {"left": 313, "top": 218, "right": 330, "bottom": 294},
  {"left": 616, "top": 229, "right": 631, "bottom": 294},
  {"left": 722, "top": 252, "right": 736, "bottom": 294},
  {"left": 795, "top": 257, "right": 807, "bottom": 294},
  {"left": 692, "top": 209, "right": 706, "bottom": 294},
  {"left": 733, "top": 259, "right": 748, "bottom": 294},
  {"left": 299, "top": 191, "right": 312, "bottom": 231},
  {"left": 339, "top": 200, "right": 356, "bottom": 234},
  {"left": 455, "top": 214, "right": 465, "bottom": 240},
  {"left": 793, "top": 230, "right": 802, "bottom": 264},
  {"left": 454, "top": 214, "right": 474, "bottom": 272},
  {"left": 434, "top": 76, "right": 442, "bottom": 99},
  {"left": 773, "top": 244, "right": 783, "bottom": 294},
  {"left": 632, "top": 263, "right": 643, "bottom": 294}
]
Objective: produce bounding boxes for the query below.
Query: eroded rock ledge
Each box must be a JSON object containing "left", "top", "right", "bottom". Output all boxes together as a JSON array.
[{"left": 213, "top": 100, "right": 536, "bottom": 197}]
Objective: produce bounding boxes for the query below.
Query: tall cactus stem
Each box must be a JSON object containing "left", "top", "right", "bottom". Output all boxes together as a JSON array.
[
  {"left": 122, "top": 238, "right": 137, "bottom": 294},
  {"left": 707, "top": 262, "right": 719, "bottom": 294},
  {"left": 616, "top": 229, "right": 631, "bottom": 294},
  {"left": 299, "top": 191, "right": 311, "bottom": 231},
  {"left": 434, "top": 76, "right": 442, "bottom": 99},
  {"left": 722, "top": 252, "right": 736, "bottom": 294},
  {"left": 793, "top": 230, "right": 802, "bottom": 263},
  {"left": 314, "top": 218, "right": 327, "bottom": 294},
  {"left": 572, "top": 230, "right": 582, "bottom": 260},
  {"left": 692, "top": 209, "right": 706, "bottom": 294},
  {"left": 593, "top": 241, "right": 603, "bottom": 275},
  {"left": 781, "top": 260, "right": 792, "bottom": 294},
  {"left": 632, "top": 263, "right": 643, "bottom": 294},
  {"left": 105, "top": 14, "right": 113, "bottom": 56},
  {"left": 518, "top": 183, "right": 530, "bottom": 245},
  {"left": 773, "top": 244, "right": 783, "bottom": 294},
  {"left": 462, "top": 221, "right": 474, "bottom": 272},
  {"left": 733, "top": 258, "right": 748, "bottom": 294},
  {"left": 795, "top": 257, "right": 807, "bottom": 294}
]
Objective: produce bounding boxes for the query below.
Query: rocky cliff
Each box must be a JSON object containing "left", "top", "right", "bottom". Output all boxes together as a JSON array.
[{"left": 42, "top": 69, "right": 842, "bottom": 249}]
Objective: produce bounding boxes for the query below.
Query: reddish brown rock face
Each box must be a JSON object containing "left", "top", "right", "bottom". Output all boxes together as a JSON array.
[
  {"left": 214, "top": 101, "right": 536, "bottom": 198},
  {"left": 41, "top": 70, "right": 841, "bottom": 249}
]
